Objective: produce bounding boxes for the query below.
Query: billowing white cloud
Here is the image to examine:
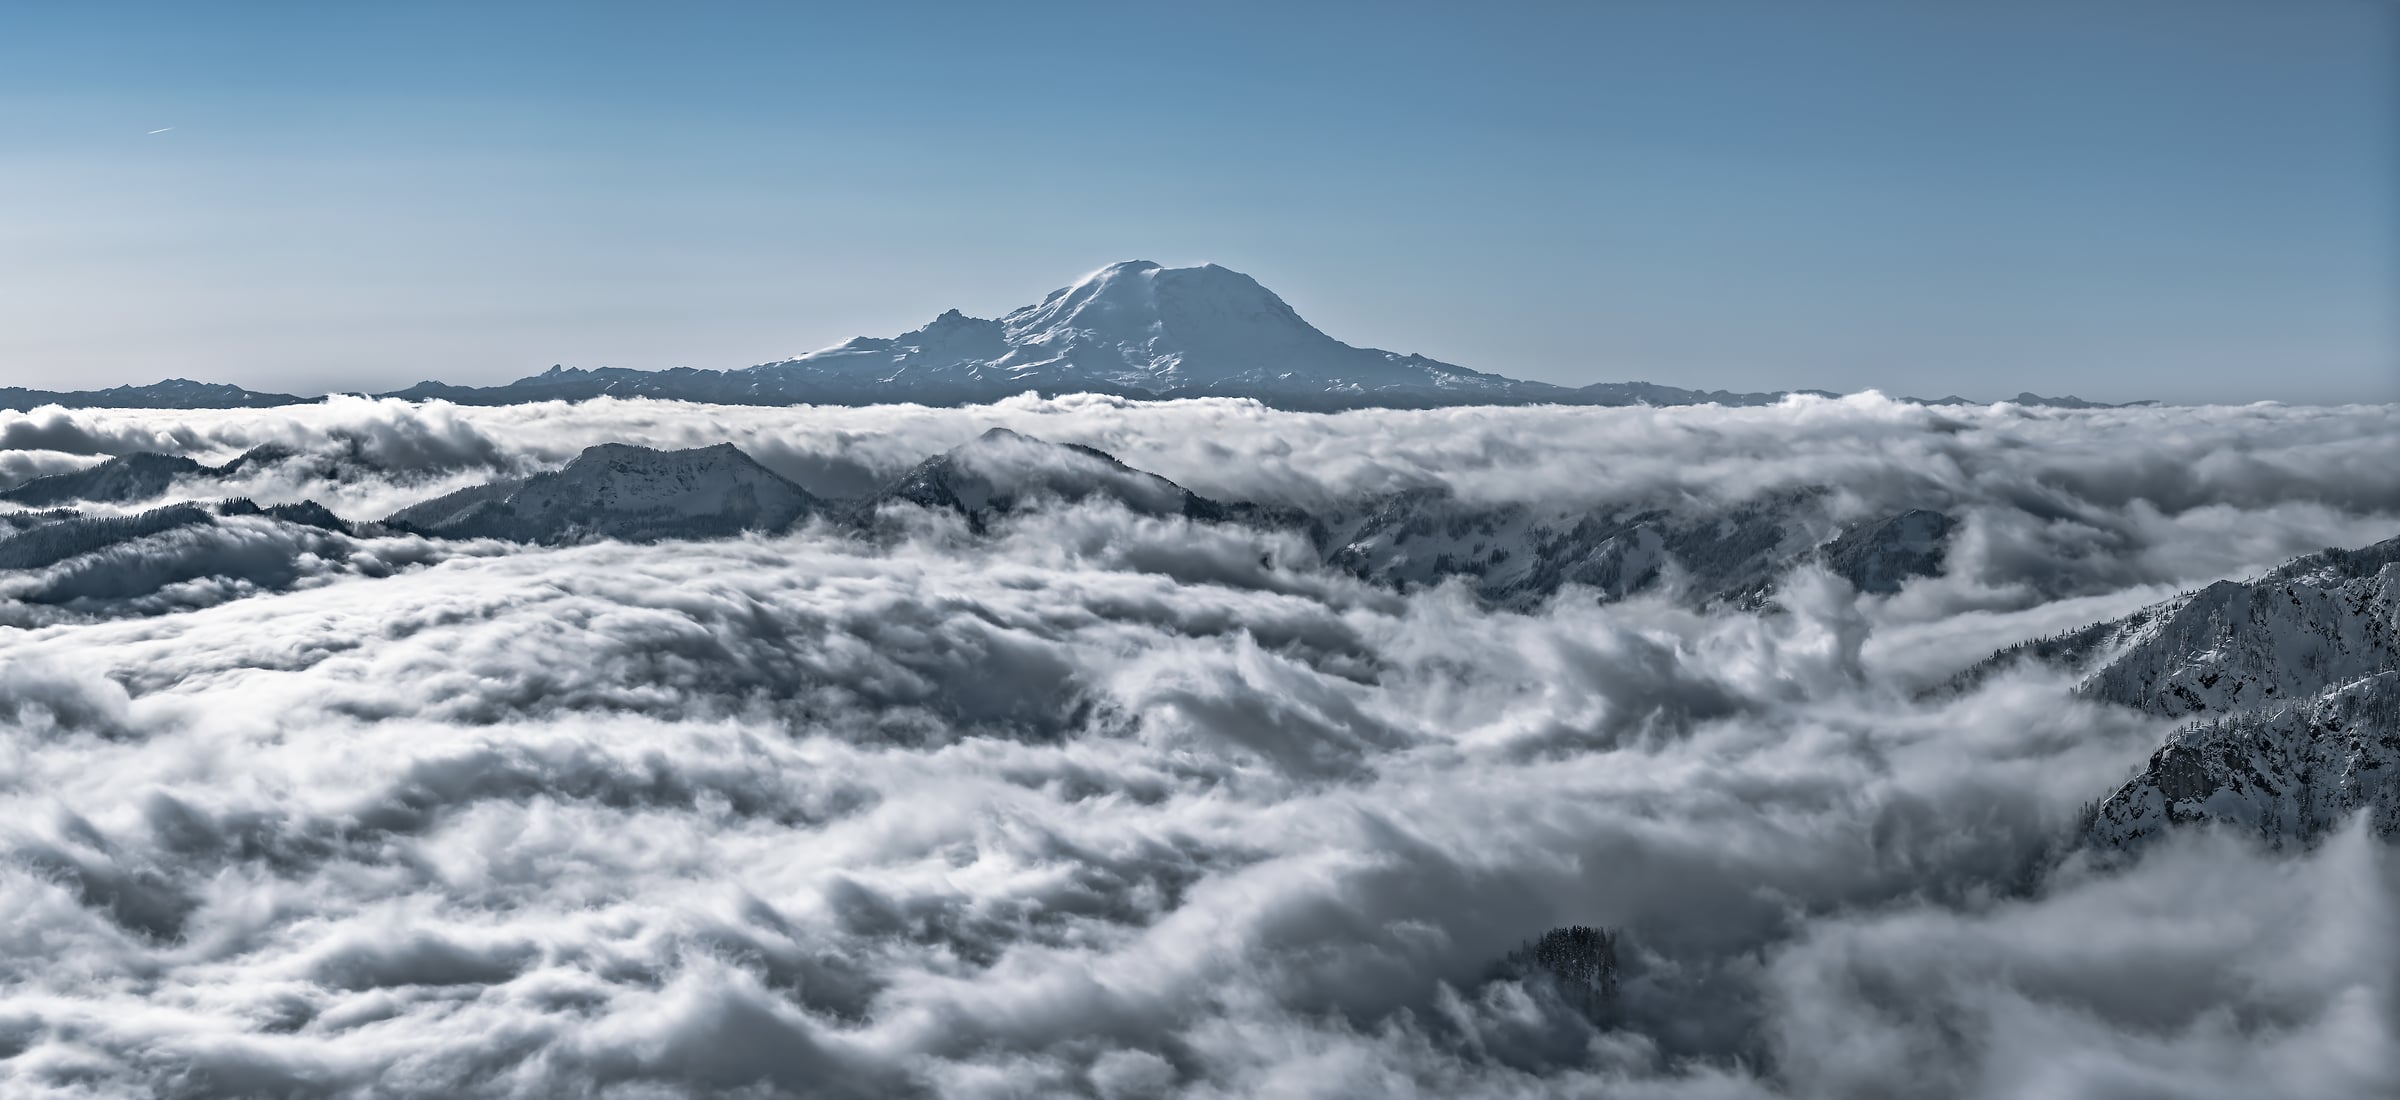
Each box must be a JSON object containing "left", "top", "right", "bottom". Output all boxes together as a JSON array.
[{"left": 0, "top": 396, "right": 2392, "bottom": 1097}]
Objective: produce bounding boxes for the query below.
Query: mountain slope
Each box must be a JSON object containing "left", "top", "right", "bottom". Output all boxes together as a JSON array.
[
  {"left": 364, "top": 432, "right": 1950, "bottom": 613},
  {"left": 1819, "top": 509, "right": 1956, "bottom": 595},
  {"left": 0, "top": 446, "right": 296, "bottom": 508},
  {"left": 2080, "top": 538, "right": 2400, "bottom": 716},
  {"left": 2084, "top": 671, "right": 2400, "bottom": 850},
  {"left": 0, "top": 498, "right": 401, "bottom": 621},
  {"left": 855, "top": 427, "right": 1231, "bottom": 532},
  {"left": 961, "top": 261, "right": 1555, "bottom": 403},
  {"left": 0, "top": 453, "right": 205, "bottom": 506},
  {"left": 382, "top": 443, "right": 819, "bottom": 544},
  {"left": 1310, "top": 489, "right": 1953, "bottom": 609},
  {"left": 1958, "top": 534, "right": 2400, "bottom": 851},
  {"left": 1952, "top": 537, "right": 2400, "bottom": 709},
  {"left": 0, "top": 504, "right": 219, "bottom": 571}
]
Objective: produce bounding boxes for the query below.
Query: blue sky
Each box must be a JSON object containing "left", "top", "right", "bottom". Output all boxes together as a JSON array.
[{"left": 1, "top": 0, "right": 2392, "bottom": 403}]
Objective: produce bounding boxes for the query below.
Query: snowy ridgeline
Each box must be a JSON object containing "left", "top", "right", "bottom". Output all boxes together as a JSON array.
[
  {"left": 2081, "top": 671, "right": 2400, "bottom": 851},
  {"left": 2078, "top": 543, "right": 2400, "bottom": 850},
  {"left": 1948, "top": 538, "right": 2400, "bottom": 851},
  {"left": 0, "top": 429, "right": 1962, "bottom": 612}
]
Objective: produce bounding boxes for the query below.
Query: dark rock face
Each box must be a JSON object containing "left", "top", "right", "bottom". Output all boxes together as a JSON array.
[
  {"left": 1820, "top": 509, "right": 1955, "bottom": 595},
  {"left": 2084, "top": 671, "right": 2400, "bottom": 851}
]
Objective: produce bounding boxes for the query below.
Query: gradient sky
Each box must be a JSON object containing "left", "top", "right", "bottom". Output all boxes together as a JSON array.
[{"left": 1, "top": 1, "right": 2393, "bottom": 404}]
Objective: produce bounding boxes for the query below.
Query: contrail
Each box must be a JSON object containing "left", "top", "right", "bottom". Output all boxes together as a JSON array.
[{"left": 147, "top": 126, "right": 174, "bottom": 134}]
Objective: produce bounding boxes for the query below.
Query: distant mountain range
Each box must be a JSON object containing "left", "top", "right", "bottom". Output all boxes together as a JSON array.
[
  {"left": 0, "top": 261, "right": 2151, "bottom": 412},
  {"left": 0, "top": 378, "right": 310, "bottom": 412},
  {"left": 0, "top": 430, "right": 1961, "bottom": 610}
]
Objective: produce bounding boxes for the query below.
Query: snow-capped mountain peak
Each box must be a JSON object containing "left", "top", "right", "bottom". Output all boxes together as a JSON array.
[
  {"left": 995, "top": 260, "right": 1338, "bottom": 382},
  {"left": 745, "top": 261, "right": 1544, "bottom": 406},
  {"left": 293, "top": 262, "right": 2160, "bottom": 412}
]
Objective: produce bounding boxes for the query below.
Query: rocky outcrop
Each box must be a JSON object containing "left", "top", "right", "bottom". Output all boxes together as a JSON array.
[{"left": 2084, "top": 672, "right": 2400, "bottom": 851}]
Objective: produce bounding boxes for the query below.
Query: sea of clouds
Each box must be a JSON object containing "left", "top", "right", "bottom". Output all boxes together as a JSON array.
[{"left": 0, "top": 393, "right": 2395, "bottom": 1098}]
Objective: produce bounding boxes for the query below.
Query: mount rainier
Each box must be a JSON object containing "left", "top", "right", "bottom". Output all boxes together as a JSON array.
[{"left": 2, "top": 261, "right": 2141, "bottom": 412}]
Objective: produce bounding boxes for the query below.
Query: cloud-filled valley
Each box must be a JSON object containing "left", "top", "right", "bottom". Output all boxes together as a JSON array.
[{"left": 1, "top": 393, "right": 2395, "bottom": 1098}]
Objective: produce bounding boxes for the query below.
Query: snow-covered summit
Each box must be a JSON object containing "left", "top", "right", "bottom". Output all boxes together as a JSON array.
[
  {"left": 991, "top": 261, "right": 1343, "bottom": 384},
  {"left": 750, "top": 260, "right": 1545, "bottom": 406}
]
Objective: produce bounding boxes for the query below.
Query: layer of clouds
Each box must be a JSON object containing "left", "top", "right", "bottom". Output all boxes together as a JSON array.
[
  {"left": 0, "top": 397, "right": 2393, "bottom": 1097},
  {"left": 7, "top": 393, "right": 2393, "bottom": 604}
]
